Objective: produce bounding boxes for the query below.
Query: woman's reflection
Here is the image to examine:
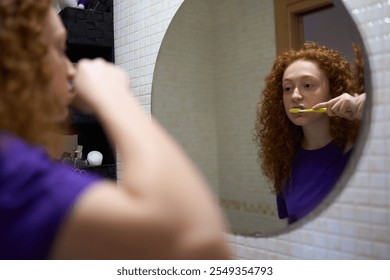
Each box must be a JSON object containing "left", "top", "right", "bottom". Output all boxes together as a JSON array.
[{"left": 254, "top": 42, "right": 366, "bottom": 224}]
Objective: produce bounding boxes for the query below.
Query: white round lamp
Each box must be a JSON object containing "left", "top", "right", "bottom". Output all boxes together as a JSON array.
[{"left": 87, "top": 151, "right": 103, "bottom": 167}]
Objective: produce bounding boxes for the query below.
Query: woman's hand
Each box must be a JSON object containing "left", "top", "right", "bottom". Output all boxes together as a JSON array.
[
  {"left": 312, "top": 93, "right": 366, "bottom": 120},
  {"left": 71, "top": 58, "right": 130, "bottom": 113}
]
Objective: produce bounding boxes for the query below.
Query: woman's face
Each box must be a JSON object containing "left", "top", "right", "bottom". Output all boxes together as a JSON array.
[
  {"left": 43, "top": 8, "right": 76, "bottom": 122},
  {"left": 282, "top": 59, "right": 330, "bottom": 127}
]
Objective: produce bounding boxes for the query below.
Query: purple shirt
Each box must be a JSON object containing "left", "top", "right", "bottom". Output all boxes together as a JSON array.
[
  {"left": 0, "top": 133, "right": 102, "bottom": 259},
  {"left": 277, "top": 141, "right": 352, "bottom": 224}
]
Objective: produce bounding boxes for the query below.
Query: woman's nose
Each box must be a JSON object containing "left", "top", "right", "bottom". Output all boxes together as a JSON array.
[{"left": 291, "top": 87, "right": 303, "bottom": 101}]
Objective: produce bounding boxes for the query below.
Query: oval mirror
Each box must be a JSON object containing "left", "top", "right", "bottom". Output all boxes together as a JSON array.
[{"left": 151, "top": 0, "right": 371, "bottom": 235}]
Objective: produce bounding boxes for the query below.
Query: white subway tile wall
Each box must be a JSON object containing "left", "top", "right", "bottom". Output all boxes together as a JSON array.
[{"left": 113, "top": 0, "right": 390, "bottom": 259}]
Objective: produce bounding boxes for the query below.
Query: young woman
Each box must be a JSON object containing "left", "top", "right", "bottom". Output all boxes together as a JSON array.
[
  {"left": 254, "top": 42, "right": 365, "bottom": 224},
  {"left": 0, "top": 0, "right": 231, "bottom": 259}
]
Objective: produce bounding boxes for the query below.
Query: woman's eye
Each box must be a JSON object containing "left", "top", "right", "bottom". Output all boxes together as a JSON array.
[
  {"left": 284, "top": 86, "right": 292, "bottom": 93},
  {"left": 303, "top": 83, "right": 313, "bottom": 89}
]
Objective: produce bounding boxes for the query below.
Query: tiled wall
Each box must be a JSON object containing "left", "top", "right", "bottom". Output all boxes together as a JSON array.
[{"left": 114, "top": 0, "right": 390, "bottom": 259}]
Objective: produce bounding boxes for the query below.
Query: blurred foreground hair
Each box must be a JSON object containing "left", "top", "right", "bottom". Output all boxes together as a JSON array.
[{"left": 0, "top": 0, "right": 65, "bottom": 157}]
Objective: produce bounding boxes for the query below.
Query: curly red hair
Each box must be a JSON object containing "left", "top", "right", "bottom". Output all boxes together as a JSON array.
[
  {"left": 254, "top": 42, "right": 363, "bottom": 194},
  {"left": 0, "top": 0, "right": 64, "bottom": 156}
]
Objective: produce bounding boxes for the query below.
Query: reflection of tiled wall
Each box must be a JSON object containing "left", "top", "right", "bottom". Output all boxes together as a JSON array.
[
  {"left": 209, "top": 0, "right": 285, "bottom": 233},
  {"left": 114, "top": 0, "right": 390, "bottom": 259},
  {"left": 151, "top": 0, "right": 219, "bottom": 193}
]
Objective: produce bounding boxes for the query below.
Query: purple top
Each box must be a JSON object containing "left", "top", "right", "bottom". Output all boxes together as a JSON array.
[
  {"left": 0, "top": 133, "right": 102, "bottom": 259},
  {"left": 277, "top": 141, "right": 352, "bottom": 224}
]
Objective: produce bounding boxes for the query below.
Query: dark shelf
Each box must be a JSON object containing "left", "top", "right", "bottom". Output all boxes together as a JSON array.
[
  {"left": 82, "top": 164, "right": 117, "bottom": 180},
  {"left": 59, "top": 7, "right": 113, "bottom": 47},
  {"left": 59, "top": 1, "right": 116, "bottom": 180},
  {"left": 69, "top": 107, "right": 97, "bottom": 124},
  {"left": 59, "top": 6, "right": 114, "bottom": 63},
  {"left": 66, "top": 44, "right": 114, "bottom": 63}
]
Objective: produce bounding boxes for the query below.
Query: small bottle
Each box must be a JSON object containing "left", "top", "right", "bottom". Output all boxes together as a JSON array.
[
  {"left": 73, "top": 145, "right": 88, "bottom": 168},
  {"left": 78, "top": 0, "right": 88, "bottom": 9}
]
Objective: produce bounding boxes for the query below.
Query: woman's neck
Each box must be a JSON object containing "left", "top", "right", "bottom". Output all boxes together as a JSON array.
[{"left": 301, "top": 119, "right": 333, "bottom": 150}]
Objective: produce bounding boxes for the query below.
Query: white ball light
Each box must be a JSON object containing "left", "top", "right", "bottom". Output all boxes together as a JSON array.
[{"left": 87, "top": 151, "right": 103, "bottom": 167}]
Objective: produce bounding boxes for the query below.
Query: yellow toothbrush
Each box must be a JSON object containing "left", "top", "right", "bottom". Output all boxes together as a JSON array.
[{"left": 289, "top": 108, "right": 327, "bottom": 113}]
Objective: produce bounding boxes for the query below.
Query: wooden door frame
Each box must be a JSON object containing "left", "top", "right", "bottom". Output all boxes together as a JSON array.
[{"left": 274, "top": 0, "right": 333, "bottom": 54}]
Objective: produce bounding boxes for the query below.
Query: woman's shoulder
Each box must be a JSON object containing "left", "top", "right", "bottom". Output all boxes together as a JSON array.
[
  {"left": 0, "top": 132, "right": 101, "bottom": 195},
  {"left": 0, "top": 132, "right": 46, "bottom": 158},
  {"left": 0, "top": 132, "right": 60, "bottom": 180},
  {"left": 0, "top": 132, "right": 102, "bottom": 259},
  {"left": 343, "top": 140, "right": 354, "bottom": 155}
]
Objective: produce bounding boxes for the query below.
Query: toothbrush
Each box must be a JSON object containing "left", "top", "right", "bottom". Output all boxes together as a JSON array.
[{"left": 289, "top": 108, "right": 327, "bottom": 113}]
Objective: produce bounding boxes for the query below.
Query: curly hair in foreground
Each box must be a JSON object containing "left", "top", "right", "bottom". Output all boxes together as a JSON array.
[
  {"left": 0, "top": 0, "right": 63, "bottom": 156},
  {"left": 253, "top": 41, "right": 364, "bottom": 194}
]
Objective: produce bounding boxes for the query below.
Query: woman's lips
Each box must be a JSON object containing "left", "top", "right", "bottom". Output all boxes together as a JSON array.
[
  {"left": 68, "top": 80, "right": 76, "bottom": 95},
  {"left": 290, "top": 106, "right": 305, "bottom": 111}
]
